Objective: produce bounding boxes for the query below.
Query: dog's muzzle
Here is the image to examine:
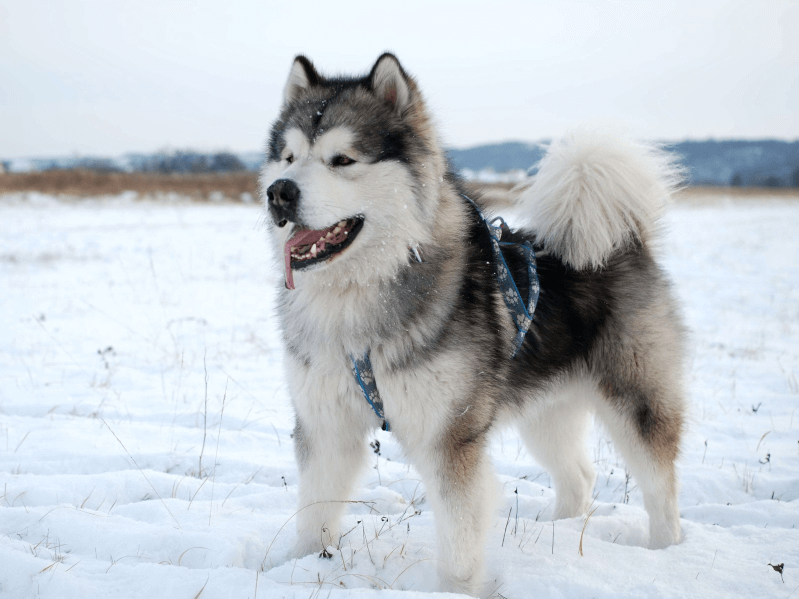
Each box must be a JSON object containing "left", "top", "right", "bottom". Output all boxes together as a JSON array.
[{"left": 266, "top": 178, "right": 300, "bottom": 227}]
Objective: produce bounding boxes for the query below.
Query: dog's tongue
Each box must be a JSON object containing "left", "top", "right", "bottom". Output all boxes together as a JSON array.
[
  {"left": 283, "top": 227, "right": 333, "bottom": 290},
  {"left": 283, "top": 220, "right": 354, "bottom": 289}
]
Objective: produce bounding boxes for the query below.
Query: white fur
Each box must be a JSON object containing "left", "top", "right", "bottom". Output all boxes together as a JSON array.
[
  {"left": 378, "top": 351, "right": 499, "bottom": 592},
  {"left": 292, "top": 343, "right": 500, "bottom": 593},
  {"left": 516, "top": 132, "right": 683, "bottom": 270},
  {"left": 516, "top": 374, "right": 681, "bottom": 549},
  {"left": 288, "top": 348, "right": 377, "bottom": 557},
  {"left": 594, "top": 396, "right": 682, "bottom": 548},
  {"left": 515, "top": 377, "right": 597, "bottom": 519}
]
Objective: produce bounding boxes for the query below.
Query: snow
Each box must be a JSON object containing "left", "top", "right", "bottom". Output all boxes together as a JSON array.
[
  {"left": 460, "top": 168, "right": 529, "bottom": 184},
  {"left": 1, "top": 192, "right": 797, "bottom": 598}
]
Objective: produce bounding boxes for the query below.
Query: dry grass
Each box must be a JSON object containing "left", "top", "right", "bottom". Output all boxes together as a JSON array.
[
  {"left": 676, "top": 185, "right": 799, "bottom": 198},
  {"left": 673, "top": 185, "right": 799, "bottom": 204},
  {"left": 0, "top": 170, "right": 259, "bottom": 201},
  {"left": 471, "top": 182, "right": 799, "bottom": 209},
  {"left": 1, "top": 170, "right": 796, "bottom": 205}
]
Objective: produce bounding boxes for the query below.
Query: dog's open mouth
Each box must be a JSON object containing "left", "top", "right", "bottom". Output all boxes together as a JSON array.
[{"left": 283, "top": 216, "right": 364, "bottom": 289}]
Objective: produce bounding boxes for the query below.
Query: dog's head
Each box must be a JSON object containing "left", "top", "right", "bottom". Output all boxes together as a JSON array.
[{"left": 261, "top": 54, "right": 445, "bottom": 290}]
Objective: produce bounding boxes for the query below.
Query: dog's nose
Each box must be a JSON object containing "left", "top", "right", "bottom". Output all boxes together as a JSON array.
[
  {"left": 266, "top": 179, "right": 300, "bottom": 226},
  {"left": 267, "top": 179, "right": 300, "bottom": 208}
]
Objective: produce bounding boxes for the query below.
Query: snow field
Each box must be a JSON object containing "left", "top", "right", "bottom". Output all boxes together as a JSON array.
[{"left": 0, "top": 192, "right": 797, "bottom": 598}]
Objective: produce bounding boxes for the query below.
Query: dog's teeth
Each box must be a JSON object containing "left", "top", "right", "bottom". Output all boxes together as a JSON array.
[
  {"left": 333, "top": 226, "right": 341, "bottom": 234},
  {"left": 311, "top": 244, "right": 317, "bottom": 256}
]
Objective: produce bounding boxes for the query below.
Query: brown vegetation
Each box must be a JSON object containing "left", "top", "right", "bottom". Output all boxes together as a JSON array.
[
  {"left": 1, "top": 170, "right": 796, "bottom": 204},
  {"left": 675, "top": 185, "right": 799, "bottom": 199},
  {"left": 0, "top": 170, "right": 259, "bottom": 201}
]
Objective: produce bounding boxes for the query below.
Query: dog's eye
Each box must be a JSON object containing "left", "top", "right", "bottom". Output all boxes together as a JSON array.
[
  {"left": 331, "top": 155, "right": 355, "bottom": 167},
  {"left": 285, "top": 155, "right": 294, "bottom": 164}
]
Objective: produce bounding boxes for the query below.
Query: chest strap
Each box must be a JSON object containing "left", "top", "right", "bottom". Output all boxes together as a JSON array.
[{"left": 350, "top": 352, "right": 389, "bottom": 431}]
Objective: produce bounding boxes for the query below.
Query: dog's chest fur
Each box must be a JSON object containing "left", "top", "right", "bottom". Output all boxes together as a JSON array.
[{"left": 279, "top": 209, "right": 517, "bottom": 438}]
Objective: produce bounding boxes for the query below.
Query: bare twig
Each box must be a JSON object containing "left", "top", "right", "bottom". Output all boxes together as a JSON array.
[
  {"left": 187, "top": 476, "right": 210, "bottom": 511},
  {"left": 101, "top": 419, "right": 180, "bottom": 527},
  {"left": 178, "top": 547, "right": 209, "bottom": 567},
  {"left": 271, "top": 423, "right": 281, "bottom": 447},
  {"left": 192, "top": 574, "right": 210, "bottom": 599},
  {"left": 501, "top": 506, "right": 512, "bottom": 547},
  {"left": 14, "top": 431, "right": 31, "bottom": 454},
  {"left": 578, "top": 507, "right": 599, "bottom": 556},
  {"left": 198, "top": 351, "right": 209, "bottom": 477},
  {"left": 221, "top": 468, "right": 262, "bottom": 508},
  {"left": 260, "top": 501, "right": 375, "bottom": 571},
  {"left": 391, "top": 557, "right": 444, "bottom": 587},
  {"left": 209, "top": 380, "right": 228, "bottom": 525}
]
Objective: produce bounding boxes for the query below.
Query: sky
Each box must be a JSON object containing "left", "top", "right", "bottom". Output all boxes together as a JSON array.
[{"left": 1, "top": 0, "right": 797, "bottom": 158}]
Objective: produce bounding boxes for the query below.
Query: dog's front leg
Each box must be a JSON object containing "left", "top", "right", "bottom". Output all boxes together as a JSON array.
[
  {"left": 406, "top": 423, "right": 497, "bottom": 595},
  {"left": 289, "top": 363, "right": 373, "bottom": 558}
]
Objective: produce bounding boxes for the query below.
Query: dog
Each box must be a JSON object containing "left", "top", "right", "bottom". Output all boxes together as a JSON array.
[{"left": 260, "top": 53, "right": 685, "bottom": 595}]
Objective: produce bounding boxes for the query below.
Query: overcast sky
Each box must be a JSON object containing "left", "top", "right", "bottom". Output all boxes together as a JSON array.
[{"left": 1, "top": 0, "right": 797, "bottom": 157}]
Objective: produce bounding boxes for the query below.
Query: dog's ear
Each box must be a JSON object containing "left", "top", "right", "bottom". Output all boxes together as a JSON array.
[
  {"left": 369, "top": 53, "right": 413, "bottom": 115},
  {"left": 283, "top": 55, "right": 320, "bottom": 104}
]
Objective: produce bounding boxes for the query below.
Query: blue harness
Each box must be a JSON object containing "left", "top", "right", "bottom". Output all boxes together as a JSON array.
[{"left": 350, "top": 194, "right": 540, "bottom": 431}]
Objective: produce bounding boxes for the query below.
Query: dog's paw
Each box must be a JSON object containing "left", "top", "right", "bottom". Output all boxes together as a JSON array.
[
  {"left": 552, "top": 497, "right": 593, "bottom": 520},
  {"left": 438, "top": 572, "right": 482, "bottom": 597},
  {"left": 648, "top": 524, "right": 682, "bottom": 549},
  {"left": 288, "top": 537, "right": 325, "bottom": 561}
]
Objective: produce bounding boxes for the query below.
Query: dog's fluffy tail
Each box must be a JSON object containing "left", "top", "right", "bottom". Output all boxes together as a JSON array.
[{"left": 515, "top": 132, "right": 683, "bottom": 270}]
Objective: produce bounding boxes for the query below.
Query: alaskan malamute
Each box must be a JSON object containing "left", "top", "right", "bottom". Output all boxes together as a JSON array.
[{"left": 261, "top": 53, "right": 685, "bottom": 595}]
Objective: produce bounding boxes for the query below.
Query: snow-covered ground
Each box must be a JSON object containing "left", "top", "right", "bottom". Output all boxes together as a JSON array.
[{"left": 1, "top": 192, "right": 797, "bottom": 598}]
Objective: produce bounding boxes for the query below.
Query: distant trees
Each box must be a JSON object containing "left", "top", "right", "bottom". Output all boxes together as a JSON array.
[
  {"left": 208, "top": 152, "right": 246, "bottom": 172},
  {"left": 140, "top": 151, "right": 247, "bottom": 174},
  {"left": 13, "top": 151, "right": 252, "bottom": 175},
  {"left": 73, "top": 158, "right": 123, "bottom": 173}
]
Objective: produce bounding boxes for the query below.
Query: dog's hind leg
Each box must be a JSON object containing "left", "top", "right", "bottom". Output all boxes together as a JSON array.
[
  {"left": 594, "top": 391, "right": 682, "bottom": 548},
  {"left": 592, "top": 306, "right": 685, "bottom": 549},
  {"left": 516, "top": 377, "right": 597, "bottom": 519}
]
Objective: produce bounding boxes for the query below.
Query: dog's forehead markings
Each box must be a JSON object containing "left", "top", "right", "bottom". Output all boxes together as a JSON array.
[
  {"left": 284, "top": 128, "right": 309, "bottom": 156},
  {"left": 283, "top": 127, "right": 355, "bottom": 160},
  {"left": 312, "top": 127, "right": 356, "bottom": 159}
]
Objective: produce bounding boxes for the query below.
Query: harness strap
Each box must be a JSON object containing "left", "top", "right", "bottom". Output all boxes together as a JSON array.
[
  {"left": 350, "top": 351, "right": 389, "bottom": 431},
  {"left": 462, "top": 195, "right": 540, "bottom": 357},
  {"left": 350, "top": 194, "right": 539, "bottom": 430}
]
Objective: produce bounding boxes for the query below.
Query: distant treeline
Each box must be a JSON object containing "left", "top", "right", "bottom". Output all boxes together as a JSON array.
[
  {"left": 669, "top": 140, "right": 799, "bottom": 187},
  {"left": 445, "top": 140, "right": 799, "bottom": 187},
  {"left": 3, "top": 140, "right": 799, "bottom": 187},
  {"left": 2, "top": 151, "right": 263, "bottom": 175},
  {"left": 126, "top": 151, "right": 249, "bottom": 173}
]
